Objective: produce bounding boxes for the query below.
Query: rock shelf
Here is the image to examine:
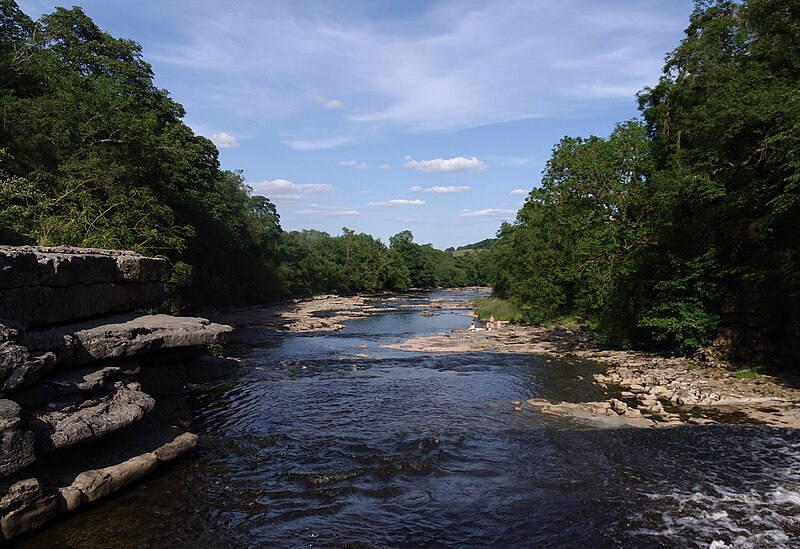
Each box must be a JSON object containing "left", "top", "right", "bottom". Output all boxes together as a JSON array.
[{"left": 0, "top": 241, "right": 235, "bottom": 541}]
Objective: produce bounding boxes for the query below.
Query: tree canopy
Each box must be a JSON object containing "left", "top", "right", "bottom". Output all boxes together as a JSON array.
[
  {"left": 0, "top": 3, "right": 485, "bottom": 304},
  {"left": 486, "top": 0, "right": 800, "bottom": 357}
]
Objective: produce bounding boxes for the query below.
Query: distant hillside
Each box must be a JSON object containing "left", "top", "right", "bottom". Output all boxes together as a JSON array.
[
  {"left": 457, "top": 238, "right": 497, "bottom": 251},
  {"left": 445, "top": 238, "right": 497, "bottom": 256}
]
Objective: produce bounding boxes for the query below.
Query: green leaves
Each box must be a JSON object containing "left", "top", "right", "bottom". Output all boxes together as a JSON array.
[{"left": 485, "top": 120, "right": 652, "bottom": 326}]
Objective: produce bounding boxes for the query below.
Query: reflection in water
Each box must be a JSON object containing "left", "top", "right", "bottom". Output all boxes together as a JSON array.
[{"left": 21, "top": 291, "right": 800, "bottom": 548}]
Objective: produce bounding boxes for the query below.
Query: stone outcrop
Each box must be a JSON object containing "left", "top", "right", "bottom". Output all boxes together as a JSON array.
[
  {"left": 0, "top": 239, "right": 236, "bottom": 541},
  {"left": 0, "top": 245, "right": 171, "bottom": 329}
]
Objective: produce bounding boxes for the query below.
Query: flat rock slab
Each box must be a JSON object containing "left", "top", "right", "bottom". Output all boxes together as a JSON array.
[
  {"left": 22, "top": 314, "right": 233, "bottom": 368},
  {"left": 26, "top": 382, "right": 156, "bottom": 454},
  {"left": 10, "top": 365, "right": 131, "bottom": 409}
]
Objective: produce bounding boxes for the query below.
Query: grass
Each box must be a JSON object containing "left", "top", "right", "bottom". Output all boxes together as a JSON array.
[
  {"left": 733, "top": 368, "right": 761, "bottom": 379},
  {"left": 473, "top": 297, "right": 522, "bottom": 322},
  {"left": 451, "top": 248, "right": 483, "bottom": 257}
]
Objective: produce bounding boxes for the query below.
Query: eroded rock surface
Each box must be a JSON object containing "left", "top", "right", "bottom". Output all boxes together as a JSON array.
[
  {"left": 22, "top": 314, "right": 232, "bottom": 369},
  {"left": 0, "top": 246, "right": 171, "bottom": 329},
  {"left": 27, "top": 382, "right": 156, "bottom": 454},
  {"left": 0, "top": 242, "right": 235, "bottom": 541}
]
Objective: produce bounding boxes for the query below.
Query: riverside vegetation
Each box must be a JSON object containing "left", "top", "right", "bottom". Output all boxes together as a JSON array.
[
  {"left": 0, "top": 3, "right": 484, "bottom": 306},
  {"left": 2, "top": 0, "right": 799, "bottom": 367}
]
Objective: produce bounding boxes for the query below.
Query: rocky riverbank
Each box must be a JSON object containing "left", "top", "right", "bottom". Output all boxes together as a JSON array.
[
  {"left": 240, "top": 292, "right": 800, "bottom": 430},
  {"left": 384, "top": 322, "right": 800, "bottom": 429},
  {"left": 0, "top": 241, "right": 235, "bottom": 541}
]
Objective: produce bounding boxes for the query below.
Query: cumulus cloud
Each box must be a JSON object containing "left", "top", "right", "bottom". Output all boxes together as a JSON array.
[
  {"left": 460, "top": 208, "right": 516, "bottom": 217},
  {"left": 249, "top": 178, "right": 334, "bottom": 199},
  {"left": 368, "top": 199, "right": 426, "bottom": 207},
  {"left": 403, "top": 155, "right": 486, "bottom": 173},
  {"left": 338, "top": 160, "right": 371, "bottom": 169},
  {"left": 510, "top": 189, "right": 529, "bottom": 195},
  {"left": 313, "top": 95, "right": 345, "bottom": 109},
  {"left": 296, "top": 204, "right": 360, "bottom": 216},
  {"left": 424, "top": 186, "right": 471, "bottom": 194},
  {"left": 286, "top": 136, "right": 355, "bottom": 151},
  {"left": 410, "top": 185, "right": 470, "bottom": 193},
  {"left": 211, "top": 132, "right": 239, "bottom": 149}
]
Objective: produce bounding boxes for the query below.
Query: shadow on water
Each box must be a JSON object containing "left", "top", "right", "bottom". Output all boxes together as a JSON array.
[{"left": 20, "top": 291, "right": 800, "bottom": 548}]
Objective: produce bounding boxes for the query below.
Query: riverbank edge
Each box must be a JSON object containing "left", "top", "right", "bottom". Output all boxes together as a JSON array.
[{"left": 211, "top": 292, "right": 800, "bottom": 429}]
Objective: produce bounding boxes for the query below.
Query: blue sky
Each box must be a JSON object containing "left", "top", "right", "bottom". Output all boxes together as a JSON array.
[{"left": 18, "top": 0, "right": 695, "bottom": 249}]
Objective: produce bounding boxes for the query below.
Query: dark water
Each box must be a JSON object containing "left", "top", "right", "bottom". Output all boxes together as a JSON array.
[{"left": 22, "top": 291, "right": 800, "bottom": 548}]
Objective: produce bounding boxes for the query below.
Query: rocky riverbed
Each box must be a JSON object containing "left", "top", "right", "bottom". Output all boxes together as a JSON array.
[{"left": 218, "top": 293, "right": 800, "bottom": 429}]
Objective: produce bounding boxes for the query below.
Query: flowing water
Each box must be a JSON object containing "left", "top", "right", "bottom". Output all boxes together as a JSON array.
[{"left": 22, "top": 291, "right": 800, "bottom": 548}]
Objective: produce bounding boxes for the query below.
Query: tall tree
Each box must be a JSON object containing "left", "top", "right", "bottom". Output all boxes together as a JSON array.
[{"left": 632, "top": 0, "right": 800, "bottom": 352}]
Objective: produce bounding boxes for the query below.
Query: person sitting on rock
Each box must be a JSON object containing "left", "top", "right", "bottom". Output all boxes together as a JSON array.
[{"left": 469, "top": 320, "right": 476, "bottom": 331}]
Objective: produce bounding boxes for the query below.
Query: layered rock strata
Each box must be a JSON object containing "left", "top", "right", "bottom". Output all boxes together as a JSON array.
[{"left": 0, "top": 242, "right": 234, "bottom": 541}]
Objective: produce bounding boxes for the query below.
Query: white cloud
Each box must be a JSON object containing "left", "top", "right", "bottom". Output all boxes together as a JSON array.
[
  {"left": 409, "top": 186, "right": 423, "bottom": 193},
  {"left": 313, "top": 95, "right": 345, "bottom": 109},
  {"left": 148, "top": 2, "right": 690, "bottom": 138},
  {"left": 249, "top": 178, "right": 334, "bottom": 199},
  {"left": 300, "top": 183, "right": 335, "bottom": 192},
  {"left": 460, "top": 208, "right": 516, "bottom": 217},
  {"left": 338, "top": 160, "right": 371, "bottom": 169},
  {"left": 403, "top": 155, "right": 486, "bottom": 173},
  {"left": 424, "top": 186, "right": 471, "bottom": 194},
  {"left": 296, "top": 204, "right": 360, "bottom": 216},
  {"left": 379, "top": 164, "right": 391, "bottom": 171},
  {"left": 286, "top": 136, "right": 355, "bottom": 151},
  {"left": 368, "top": 199, "right": 426, "bottom": 207},
  {"left": 510, "top": 189, "right": 529, "bottom": 195},
  {"left": 211, "top": 132, "right": 239, "bottom": 149}
]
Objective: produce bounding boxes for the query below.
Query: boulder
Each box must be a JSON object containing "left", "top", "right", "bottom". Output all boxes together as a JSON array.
[
  {"left": 0, "top": 478, "right": 58, "bottom": 540},
  {"left": 0, "top": 400, "right": 35, "bottom": 476},
  {"left": 27, "top": 383, "right": 156, "bottom": 454},
  {"left": 1, "top": 348, "right": 57, "bottom": 392},
  {"left": 9, "top": 365, "right": 128, "bottom": 409}
]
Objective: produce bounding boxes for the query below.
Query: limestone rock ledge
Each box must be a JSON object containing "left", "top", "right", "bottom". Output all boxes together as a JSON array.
[
  {"left": 22, "top": 314, "right": 233, "bottom": 370},
  {"left": 0, "top": 239, "right": 237, "bottom": 541},
  {"left": 0, "top": 429, "right": 198, "bottom": 540},
  {"left": 0, "top": 245, "right": 171, "bottom": 329}
]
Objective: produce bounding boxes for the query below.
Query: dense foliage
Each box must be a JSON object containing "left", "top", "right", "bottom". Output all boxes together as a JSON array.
[
  {"left": 0, "top": 2, "right": 484, "bottom": 304},
  {"left": 487, "top": 0, "right": 800, "bottom": 355}
]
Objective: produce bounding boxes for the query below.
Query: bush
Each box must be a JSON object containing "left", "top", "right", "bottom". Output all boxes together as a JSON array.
[{"left": 474, "top": 297, "right": 522, "bottom": 323}]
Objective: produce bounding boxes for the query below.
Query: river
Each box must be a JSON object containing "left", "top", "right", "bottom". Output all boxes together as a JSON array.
[{"left": 21, "top": 290, "right": 800, "bottom": 548}]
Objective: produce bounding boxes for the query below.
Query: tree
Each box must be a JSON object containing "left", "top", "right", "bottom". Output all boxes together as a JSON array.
[
  {"left": 630, "top": 0, "right": 800, "bottom": 353},
  {"left": 486, "top": 121, "right": 652, "bottom": 324}
]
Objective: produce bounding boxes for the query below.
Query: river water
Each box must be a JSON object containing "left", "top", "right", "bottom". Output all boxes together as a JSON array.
[{"left": 23, "top": 291, "right": 800, "bottom": 548}]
